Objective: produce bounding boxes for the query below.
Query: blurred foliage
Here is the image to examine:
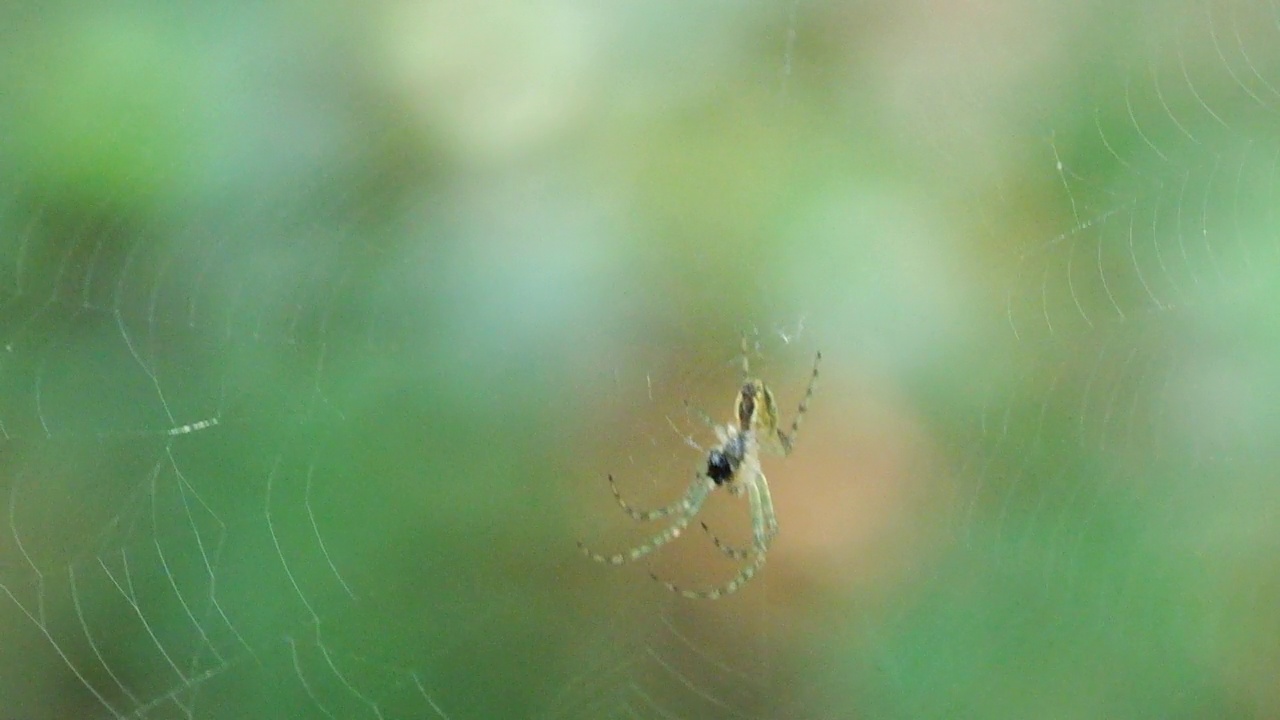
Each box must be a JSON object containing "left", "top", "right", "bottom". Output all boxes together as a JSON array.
[{"left": 1, "top": 1, "right": 1280, "bottom": 718}]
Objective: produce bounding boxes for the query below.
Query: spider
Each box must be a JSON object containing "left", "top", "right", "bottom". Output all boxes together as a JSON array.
[{"left": 578, "top": 335, "right": 821, "bottom": 599}]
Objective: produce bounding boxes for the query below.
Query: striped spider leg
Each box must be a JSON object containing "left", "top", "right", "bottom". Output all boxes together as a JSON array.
[
  {"left": 581, "top": 337, "right": 821, "bottom": 600},
  {"left": 697, "top": 337, "right": 821, "bottom": 563}
]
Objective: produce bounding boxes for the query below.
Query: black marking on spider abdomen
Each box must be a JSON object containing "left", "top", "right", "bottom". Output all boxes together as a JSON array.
[
  {"left": 706, "top": 433, "right": 747, "bottom": 485},
  {"left": 706, "top": 450, "right": 734, "bottom": 483}
]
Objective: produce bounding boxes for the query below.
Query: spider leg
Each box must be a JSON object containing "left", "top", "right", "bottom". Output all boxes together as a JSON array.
[
  {"left": 667, "top": 411, "right": 708, "bottom": 454},
  {"left": 776, "top": 350, "right": 821, "bottom": 455},
  {"left": 650, "top": 550, "right": 767, "bottom": 600},
  {"left": 657, "top": 475, "right": 773, "bottom": 598},
  {"left": 604, "top": 473, "right": 686, "bottom": 521},
  {"left": 579, "top": 475, "right": 714, "bottom": 565},
  {"left": 738, "top": 328, "right": 767, "bottom": 381},
  {"left": 681, "top": 400, "right": 717, "bottom": 433},
  {"left": 700, "top": 521, "right": 754, "bottom": 560},
  {"left": 755, "top": 469, "right": 779, "bottom": 541},
  {"left": 698, "top": 470, "right": 776, "bottom": 560}
]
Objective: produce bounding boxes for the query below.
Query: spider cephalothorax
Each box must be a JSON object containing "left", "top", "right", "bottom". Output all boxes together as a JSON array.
[{"left": 578, "top": 334, "right": 821, "bottom": 600}]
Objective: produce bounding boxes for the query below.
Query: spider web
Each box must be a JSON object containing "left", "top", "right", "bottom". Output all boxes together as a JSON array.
[
  {"left": 3, "top": 1, "right": 1280, "bottom": 718},
  {"left": 886, "top": 1, "right": 1280, "bottom": 716}
]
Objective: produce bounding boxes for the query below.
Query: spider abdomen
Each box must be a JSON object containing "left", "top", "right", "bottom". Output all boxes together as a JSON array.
[
  {"left": 707, "top": 433, "right": 749, "bottom": 485},
  {"left": 706, "top": 449, "right": 736, "bottom": 484}
]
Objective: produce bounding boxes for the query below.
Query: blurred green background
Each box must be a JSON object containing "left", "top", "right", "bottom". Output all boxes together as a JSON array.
[{"left": 2, "top": 1, "right": 1280, "bottom": 718}]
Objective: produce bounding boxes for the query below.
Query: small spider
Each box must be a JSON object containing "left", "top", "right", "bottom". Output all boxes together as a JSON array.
[{"left": 579, "top": 335, "right": 821, "bottom": 599}]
